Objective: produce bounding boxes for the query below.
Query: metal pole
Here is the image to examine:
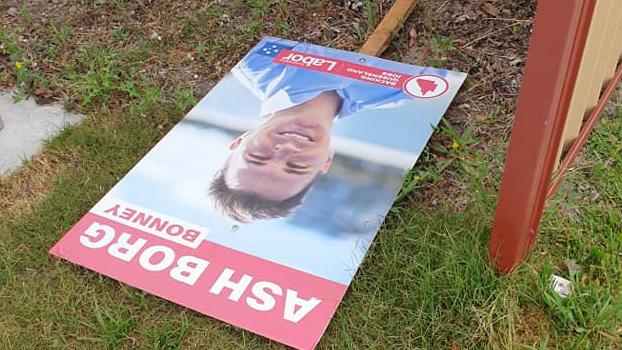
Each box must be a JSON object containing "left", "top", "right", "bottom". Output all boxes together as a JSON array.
[{"left": 488, "top": 0, "right": 596, "bottom": 273}]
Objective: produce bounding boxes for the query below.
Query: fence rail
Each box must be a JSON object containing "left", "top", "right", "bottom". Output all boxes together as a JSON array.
[{"left": 558, "top": 0, "right": 622, "bottom": 160}]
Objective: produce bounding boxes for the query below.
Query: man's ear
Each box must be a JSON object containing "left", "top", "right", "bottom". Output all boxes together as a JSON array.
[
  {"left": 320, "top": 150, "right": 334, "bottom": 174},
  {"left": 228, "top": 132, "right": 249, "bottom": 150}
]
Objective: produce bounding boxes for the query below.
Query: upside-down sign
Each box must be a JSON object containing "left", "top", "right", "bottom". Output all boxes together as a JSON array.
[{"left": 51, "top": 37, "right": 466, "bottom": 349}]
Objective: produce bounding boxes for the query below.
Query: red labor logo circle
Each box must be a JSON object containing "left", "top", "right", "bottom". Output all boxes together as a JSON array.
[{"left": 404, "top": 74, "right": 449, "bottom": 99}]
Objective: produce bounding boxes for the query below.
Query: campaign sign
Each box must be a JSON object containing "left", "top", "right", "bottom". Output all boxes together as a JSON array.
[{"left": 50, "top": 37, "right": 466, "bottom": 349}]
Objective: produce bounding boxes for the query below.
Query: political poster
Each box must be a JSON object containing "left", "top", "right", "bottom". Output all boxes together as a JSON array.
[{"left": 50, "top": 37, "right": 466, "bottom": 349}]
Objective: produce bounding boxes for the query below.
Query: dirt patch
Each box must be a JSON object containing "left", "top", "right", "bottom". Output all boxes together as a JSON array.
[
  {"left": 0, "top": 1, "right": 373, "bottom": 101},
  {"left": 514, "top": 305, "right": 553, "bottom": 346},
  {"left": 398, "top": 0, "right": 534, "bottom": 128},
  {"left": 382, "top": 0, "right": 536, "bottom": 208}
]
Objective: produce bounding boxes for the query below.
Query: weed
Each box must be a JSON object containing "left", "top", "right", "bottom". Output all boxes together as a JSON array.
[
  {"left": 18, "top": 5, "right": 35, "bottom": 26},
  {"left": 428, "top": 35, "right": 455, "bottom": 66},
  {"left": 0, "top": 29, "right": 25, "bottom": 63},
  {"left": 172, "top": 89, "right": 197, "bottom": 114},
  {"left": 11, "top": 88, "right": 26, "bottom": 103},
  {"left": 201, "top": 37, "right": 229, "bottom": 62},
  {"left": 435, "top": 120, "right": 477, "bottom": 157},
  {"left": 203, "top": 3, "right": 223, "bottom": 17},
  {"left": 352, "top": 21, "right": 365, "bottom": 40},
  {"left": 67, "top": 47, "right": 139, "bottom": 109},
  {"left": 242, "top": 21, "right": 264, "bottom": 37},
  {"left": 539, "top": 268, "right": 622, "bottom": 346},
  {"left": 180, "top": 19, "right": 197, "bottom": 41},
  {"left": 276, "top": 20, "right": 294, "bottom": 36},
  {"left": 363, "top": 0, "right": 378, "bottom": 35},
  {"left": 484, "top": 106, "right": 502, "bottom": 125},
  {"left": 110, "top": 26, "right": 128, "bottom": 42},
  {"left": 49, "top": 23, "right": 71, "bottom": 45},
  {"left": 512, "top": 25, "right": 526, "bottom": 35},
  {"left": 9, "top": 58, "right": 48, "bottom": 99},
  {"left": 249, "top": 0, "right": 270, "bottom": 18}
]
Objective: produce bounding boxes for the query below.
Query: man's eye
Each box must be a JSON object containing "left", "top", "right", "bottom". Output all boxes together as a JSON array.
[
  {"left": 247, "top": 159, "right": 266, "bottom": 166},
  {"left": 249, "top": 153, "right": 270, "bottom": 161}
]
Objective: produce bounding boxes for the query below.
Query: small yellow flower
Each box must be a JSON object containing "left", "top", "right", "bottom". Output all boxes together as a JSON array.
[
  {"left": 414, "top": 175, "right": 421, "bottom": 181},
  {"left": 14, "top": 61, "right": 23, "bottom": 69},
  {"left": 451, "top": 140, "right": 460, "bottom": 150}
]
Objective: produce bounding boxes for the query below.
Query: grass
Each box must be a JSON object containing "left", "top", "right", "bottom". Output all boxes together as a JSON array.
[{"left": 0, "top": 1, "right": 621, "bottom": 349}]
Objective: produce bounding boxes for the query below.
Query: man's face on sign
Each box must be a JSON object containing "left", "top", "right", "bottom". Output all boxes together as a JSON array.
[{"left": 225, "top": 109, "right": 334, "bottom": 202}]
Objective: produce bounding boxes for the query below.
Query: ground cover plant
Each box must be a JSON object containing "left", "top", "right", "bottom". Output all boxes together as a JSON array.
[{"left": 0, "top": 0, "right": 620, "bottom": 348}]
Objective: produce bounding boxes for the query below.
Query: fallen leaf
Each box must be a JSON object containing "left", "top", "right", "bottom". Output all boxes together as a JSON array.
[
  {"left": 34, "top": 88, "right": 55, "bottom": 98},
  {"left": 480, "top": 2, "right": 500, "bottom": 17},
  {"left": 33, "top": 88, "right": 57, "bottom": 105}
]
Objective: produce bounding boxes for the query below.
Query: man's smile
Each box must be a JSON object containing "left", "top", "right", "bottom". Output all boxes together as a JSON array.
[
  {"left": 277, "top": 131, "right": 313, "bottom": 142},
  {"left": 272, "top": 120, "right": 324, "bottom": 144}
]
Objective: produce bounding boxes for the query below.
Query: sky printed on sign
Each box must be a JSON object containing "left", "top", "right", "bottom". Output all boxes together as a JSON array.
[{"left": 104, "top": 44, "right": 466, "bottom": 284}]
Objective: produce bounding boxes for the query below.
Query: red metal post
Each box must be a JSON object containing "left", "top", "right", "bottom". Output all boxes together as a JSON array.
[{"left": 488, "top": 0, "right": 596, "bottom": 273}]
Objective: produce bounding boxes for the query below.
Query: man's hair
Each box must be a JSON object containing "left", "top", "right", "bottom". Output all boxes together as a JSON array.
[{"left": 208, "top": 167, "right": 317, "bottom": 223}]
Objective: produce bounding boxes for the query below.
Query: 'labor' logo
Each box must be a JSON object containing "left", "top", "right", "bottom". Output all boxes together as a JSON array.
[{"left": 404, "top": 74, "right": 449, "bottom": 99}]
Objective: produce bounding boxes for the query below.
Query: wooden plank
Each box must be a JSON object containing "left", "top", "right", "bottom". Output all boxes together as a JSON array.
[
  {"left": 600, "top": 1, "right": 622, "bottom": 88},
  {"left": 359, "top": 0, "right": 419, "bottom": 56},
  {"left": 557, "top": 0, "right": 614, "bottom": 159},
  {"left": 585, "top": 0, "right": 619, "bottom": 108},
  {"left": 618, "top": 5, "right": 622, "bottom": 63},
  {"left": 549, "top": 63, "right": 622, "bottom": 196}
]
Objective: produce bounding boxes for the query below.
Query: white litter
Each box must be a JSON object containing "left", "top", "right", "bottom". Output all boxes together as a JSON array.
[{"left": 550, "top": 274, "right": 573, "bottom": 298}]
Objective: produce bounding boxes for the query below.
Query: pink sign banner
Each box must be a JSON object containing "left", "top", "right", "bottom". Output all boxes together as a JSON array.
[
  {"left": 51, "top": 198, "right": 346, "bottom": 349},
  {"left": 51, "top": 37, "right": 466, "bottom": 349}
]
